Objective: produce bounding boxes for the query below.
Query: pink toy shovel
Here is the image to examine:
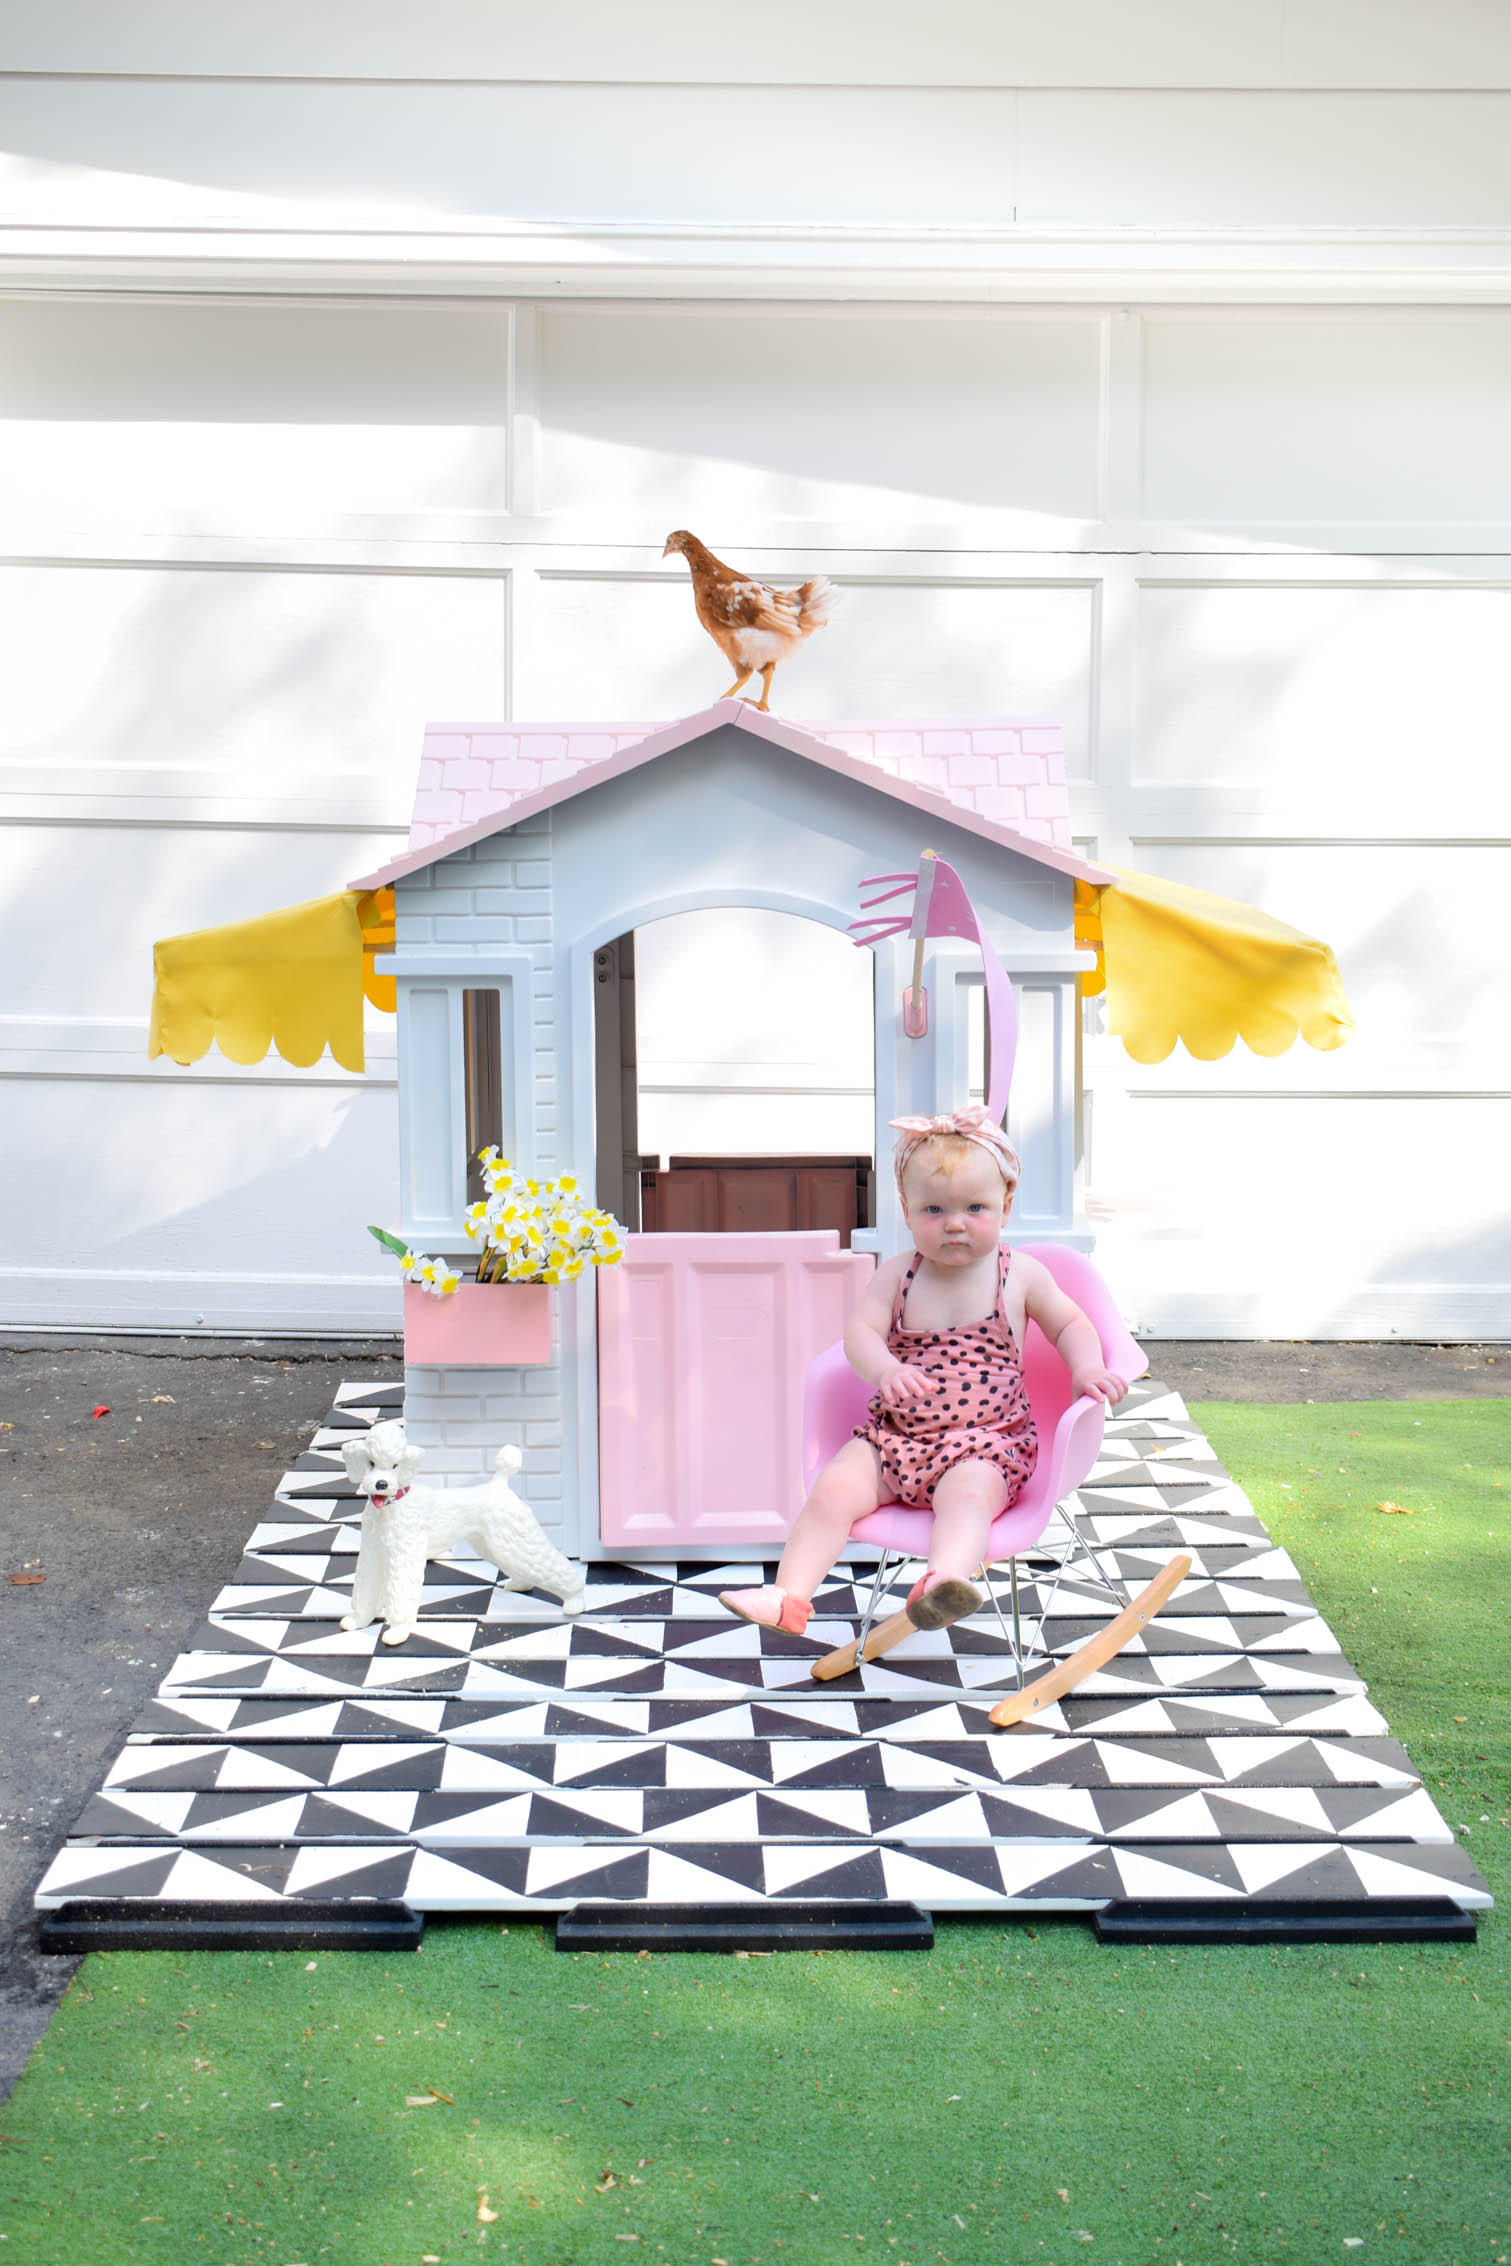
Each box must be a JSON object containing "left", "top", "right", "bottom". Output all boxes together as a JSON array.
[{"left": 848, "top": 849, "right": 1018, "bottom": 1120}]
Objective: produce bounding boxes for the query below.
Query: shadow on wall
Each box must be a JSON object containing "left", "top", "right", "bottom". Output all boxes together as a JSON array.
[
  {"left": 1, "top": 1077, "right": 398, "bottom": 1301},
  {"left": 1310, "top": 1208, "right": 1511, "bottom": 1342}
]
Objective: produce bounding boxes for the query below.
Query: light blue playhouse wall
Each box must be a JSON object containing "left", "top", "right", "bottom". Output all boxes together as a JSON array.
[{"left": 383, "top": 721, "right": 1089, "bottom": 1554}]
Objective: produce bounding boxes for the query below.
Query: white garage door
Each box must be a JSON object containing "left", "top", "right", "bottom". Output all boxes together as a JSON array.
[{"left": 1, "top": 299, "right": 1506, "bottom": 1338}]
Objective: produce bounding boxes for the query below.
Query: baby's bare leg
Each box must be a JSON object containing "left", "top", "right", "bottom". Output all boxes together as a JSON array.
[
  {"left": 776, "top": 1437, "right": 886, "bottom": 1601},
  {"left": 927, "top": 1460, "right": 1010, "bottom": 1584}
]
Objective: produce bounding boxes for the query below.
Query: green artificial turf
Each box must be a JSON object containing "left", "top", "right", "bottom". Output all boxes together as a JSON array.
[{"left": 2, "top": 1401, "right": 1507, "bottom": 2266}]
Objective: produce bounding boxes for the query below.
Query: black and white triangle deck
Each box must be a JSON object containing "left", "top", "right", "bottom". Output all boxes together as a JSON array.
[{"left": 35, "top": 1380, "right": 1491, "bottom": 1925}]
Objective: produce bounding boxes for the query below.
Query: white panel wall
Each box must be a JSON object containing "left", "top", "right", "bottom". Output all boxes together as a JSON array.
[
  {"left": 1, "top": 7, "right": 1508, "bottom": 1336},
  {"left": 9, "top": 2, "right": 1511, "bottom": 88},
  {"left": 1142, "top": 315, "right": 1511, "bottom": 534},
  {"left": 4, "top": 80, "right": 1511, "bottom": 246},
  {"left": 0, "top": 293, "right": 512, "bottom": 1330},
  {"left": 538, "top": 310, "right": 1104, "bottom": 533},
  {"left": 0, "top": 301, "right": 511, "bottom": 533}
]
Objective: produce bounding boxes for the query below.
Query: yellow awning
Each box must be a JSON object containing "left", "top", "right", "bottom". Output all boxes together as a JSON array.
[
  {"left": 148, "top": 889, "right": 395, "bottom": 1073},
  {"left": 148, "top": 869, "right": 1351, "bottom": 1075},
  {"left": 1076, "top": 866, "right": 1354, "bottom": 1063}
]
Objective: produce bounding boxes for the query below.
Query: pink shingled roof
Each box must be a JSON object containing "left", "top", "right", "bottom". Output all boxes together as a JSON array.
[{"left": 350, "top": 703, "right": 1112, "bottom": 891}]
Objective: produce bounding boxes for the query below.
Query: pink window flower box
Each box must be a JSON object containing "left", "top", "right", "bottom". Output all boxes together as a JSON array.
[{"left": 403, "top": 1281, "right": 555, "bottom": 1367}]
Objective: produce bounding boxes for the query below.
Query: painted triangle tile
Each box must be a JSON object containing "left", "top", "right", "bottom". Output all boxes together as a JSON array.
[
  {"left": 165, "top": 1847, "right": 300, "bottom": 1899},
  {"left": 685, "top": 1743, "right": 794, "bottom": 1788},
  {"left": 766, "top": 1846, "right": 893, "bottom": 1900},
  {"left": 1092, "top": 1789, "right": 1221, "bottom": 1839},
  {"left": 329, "top": 1745, "right": 450, "bottom": 1791},
  {"left": 1085, "top": 1739, "right": 1217, "bottom": 1788},
  {"left": 1222, "top": 1839, "right": 1338, "bottom": 1895},
  {"left": 991, "top": 1840, "right": 1107, "bottom": 1897},
  {"left": 1221, "top": 1736, "right": 1396, "bottom": 1787},
  {"left": 404, "top": 1794, "right": 539, "bottom": 1842},
  {"left": 299, "top": 1791, "right": 423, "bottom": 1836},
  {"left": 1111, "top": 1847, "right": 1246, "bottom": 1901},
  {"left": 880, "top": 1842, "right": 1033, "bottom": 1902},
  {"left": 1346, "top": 1843, "right": 1491, "bottom": 1903},
  {"left": 1122, "top": 1840, "right": 1251, "bottom": 1891},
  {"left": 910, "top": 1791, "right": 1084, "bottom": 1841},
  {"left": 871, "top": 1846, "right": 1016, "bottom": 1907},
  {"left": 1203, "top": 1786, "right": 1335, "bottom": 1836},
  {"left": 71, "top": 1791, "right": 194, "bottom": 1838},
  {"left": 33, "top": 1848, "right": 183, "bottom": 1905},
  {"left": 972, "top": 1785, "right": 1099, "bottom": 1835},
  {"left": 186, "top": 1794, "right": 322, "bottom": 1840},
  {"left": 876, "top": 1742, "right": 1009, "bottom": 1792},
  {"left": 333, "top": 1379, "right": 403, "bottom": 1406},
  {"left": 1315, "top": 1787, "right": 1453, "bottom": 1842},
  {"left": 420, "top": 1846, "right": 544, "bottom": 1903},
  {"left": 631, "top": 1792, "right": 762, "bottom": 1841},
  {"left": 551, "top": 1740, "right": 670, "bottom": 1788},
  {"left": 642, "top": 1849, "right": 767, "bottom": 1903},
  {"left": 404, "top": 1848, "right": 532, "bottom": 1908},
  {"left": 527, "top": 1788, "right": 652, "bottom": 1836},
  {"left": 757, "top": 1790, "right": 878, "bottom": 1837},
  {"left": 524, "top": 1848, "right": 656, "bottom": 1902},
  {"left": 1309, "top": 1739, "right": 1420, "bottom": 1788},
  {"left": 279, "top": 1845, "right": 419, "bottom": 1900},
  {"left": 243, "top": 1523, "right": 347, "bottom": 1551},
  {"left": 1002, "top": 1849, "right": 1128, "bottom": 1903}
]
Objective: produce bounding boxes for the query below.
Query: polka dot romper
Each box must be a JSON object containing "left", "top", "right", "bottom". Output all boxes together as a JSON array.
[{"left": 855, "top": 1248, "right": 1038, "bottom": 1509}]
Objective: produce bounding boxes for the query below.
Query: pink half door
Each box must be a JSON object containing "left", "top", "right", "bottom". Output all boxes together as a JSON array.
[{"left": 597, "top": 1231, "right": 874, "bottom": 1550}]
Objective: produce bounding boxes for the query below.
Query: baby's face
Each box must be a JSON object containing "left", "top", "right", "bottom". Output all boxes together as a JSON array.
[{"left": 900, "top": 1145, "right": 1011, "bottom": 1268}]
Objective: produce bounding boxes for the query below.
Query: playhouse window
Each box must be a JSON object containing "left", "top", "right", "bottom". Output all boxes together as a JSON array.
[{"left": 462, "top": 988, "right": 504, "bottom": 1202}]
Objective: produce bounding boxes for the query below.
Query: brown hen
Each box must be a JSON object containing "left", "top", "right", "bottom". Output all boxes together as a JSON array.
[{"left": 663, "top": 531, "right": 834, "bottom": 712}]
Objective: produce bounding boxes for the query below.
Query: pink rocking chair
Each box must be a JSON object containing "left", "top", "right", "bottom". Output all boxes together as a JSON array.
[{"left": 801, "top": 1243, "right": 1172, "bottom": 1712}]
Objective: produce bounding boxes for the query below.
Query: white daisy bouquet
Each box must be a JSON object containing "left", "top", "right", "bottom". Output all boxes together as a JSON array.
[
  {"left": 367, "top": 1152, "right": 626, "bottom": 1298},
  {"left": 463, "top": 1148, "right": 626, "bottom": 1286}
]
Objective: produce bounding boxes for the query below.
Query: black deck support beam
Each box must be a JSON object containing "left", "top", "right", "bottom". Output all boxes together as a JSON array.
[
  {"left": 1094, "top": 1897, "right": 1476, "bottom": 1946},
  {"left": 37, "top": 1899, "right": 424, "bottom": 1954},
  {"left": 556, "top": 1900, "right": 933, "bottom": 1953}
]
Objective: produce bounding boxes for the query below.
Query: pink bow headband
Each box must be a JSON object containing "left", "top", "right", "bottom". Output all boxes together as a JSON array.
[{"left": 890, "top": 1107, "right": 1021, "bottom": 1194}]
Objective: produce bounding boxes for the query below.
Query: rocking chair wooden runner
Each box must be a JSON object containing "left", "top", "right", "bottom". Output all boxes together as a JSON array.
[{"left": 804, "top": 1244, "right": 1191, "bottom": 1726}]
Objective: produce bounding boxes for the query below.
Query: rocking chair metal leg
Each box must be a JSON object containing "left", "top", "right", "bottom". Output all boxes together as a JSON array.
[
  {"left": 981, "top": 1561, "right": 1023, "bottom": 1687},
  {"left": 1056, "top": 1502, "right": 1128, "bottom": 1607},
  {"left": 809, "top": 1551, "right": 915, "bottom": 1682},
  {"left": 1010, "top": 1560, "right": 1025, "bottom": 1690},
  {"left": 1025, "top": 1542, "right": 1066, "bottom": 1665},
  {"left": 853, "top": 1551, "right": 892, "bottom": 1657}
]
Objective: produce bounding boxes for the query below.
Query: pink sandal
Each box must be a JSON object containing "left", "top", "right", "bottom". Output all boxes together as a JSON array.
[
  {"left": 718, "top": 1584, "right": 812, "bottom": 1635},
  {"left": 905, "top": 1570, "right": 983, "bottom": 1631}
]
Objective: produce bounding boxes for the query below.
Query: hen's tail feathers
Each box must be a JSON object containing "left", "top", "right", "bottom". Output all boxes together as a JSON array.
[{"left": 797, "top": 576, "right": 837, "bottom": 633}]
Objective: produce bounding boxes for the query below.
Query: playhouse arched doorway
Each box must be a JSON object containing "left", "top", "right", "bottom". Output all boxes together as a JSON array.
[
  {"left": 591, "top": 904, "right": 880, "bottom": 1551},
  {"left": 593, "top": 904, "right": 877, "bottom": 1240}
]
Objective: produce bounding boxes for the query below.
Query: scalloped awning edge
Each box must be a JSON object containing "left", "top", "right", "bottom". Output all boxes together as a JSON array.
[
  {"left": 1076, "top": 866, "right": 1354, "bottom": 1063},
  {"left": 148, "top": 890, "right": 394, "bottom": 1073}
]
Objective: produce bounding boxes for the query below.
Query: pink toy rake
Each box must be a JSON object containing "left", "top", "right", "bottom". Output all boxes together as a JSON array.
[{"left": 848, "top": 848, "right": 1018, "bottom": 1120}]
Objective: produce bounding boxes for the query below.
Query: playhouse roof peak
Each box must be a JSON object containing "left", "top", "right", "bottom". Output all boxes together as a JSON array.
[{"left": 349, "top": 703, "right": 1114, "bottom": 892}]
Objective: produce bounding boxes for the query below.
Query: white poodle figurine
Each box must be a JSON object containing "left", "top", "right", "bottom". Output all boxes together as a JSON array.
[{"left": 340, "top": 1419, "right": 585, "bottom": 1645}]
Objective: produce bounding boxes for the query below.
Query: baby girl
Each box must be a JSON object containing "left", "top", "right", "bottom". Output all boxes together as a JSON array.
[{"left": 720, "top": 1105, "right": 1129, "bottom": 1636}]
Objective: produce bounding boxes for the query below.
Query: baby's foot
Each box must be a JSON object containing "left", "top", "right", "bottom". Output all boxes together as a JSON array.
[
  {"left": 718, "top": 1584, "right": 812, "bottom": 1635},
  {"left": 904, "top": 1572, "right": 983, "bottom": 1631}
]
